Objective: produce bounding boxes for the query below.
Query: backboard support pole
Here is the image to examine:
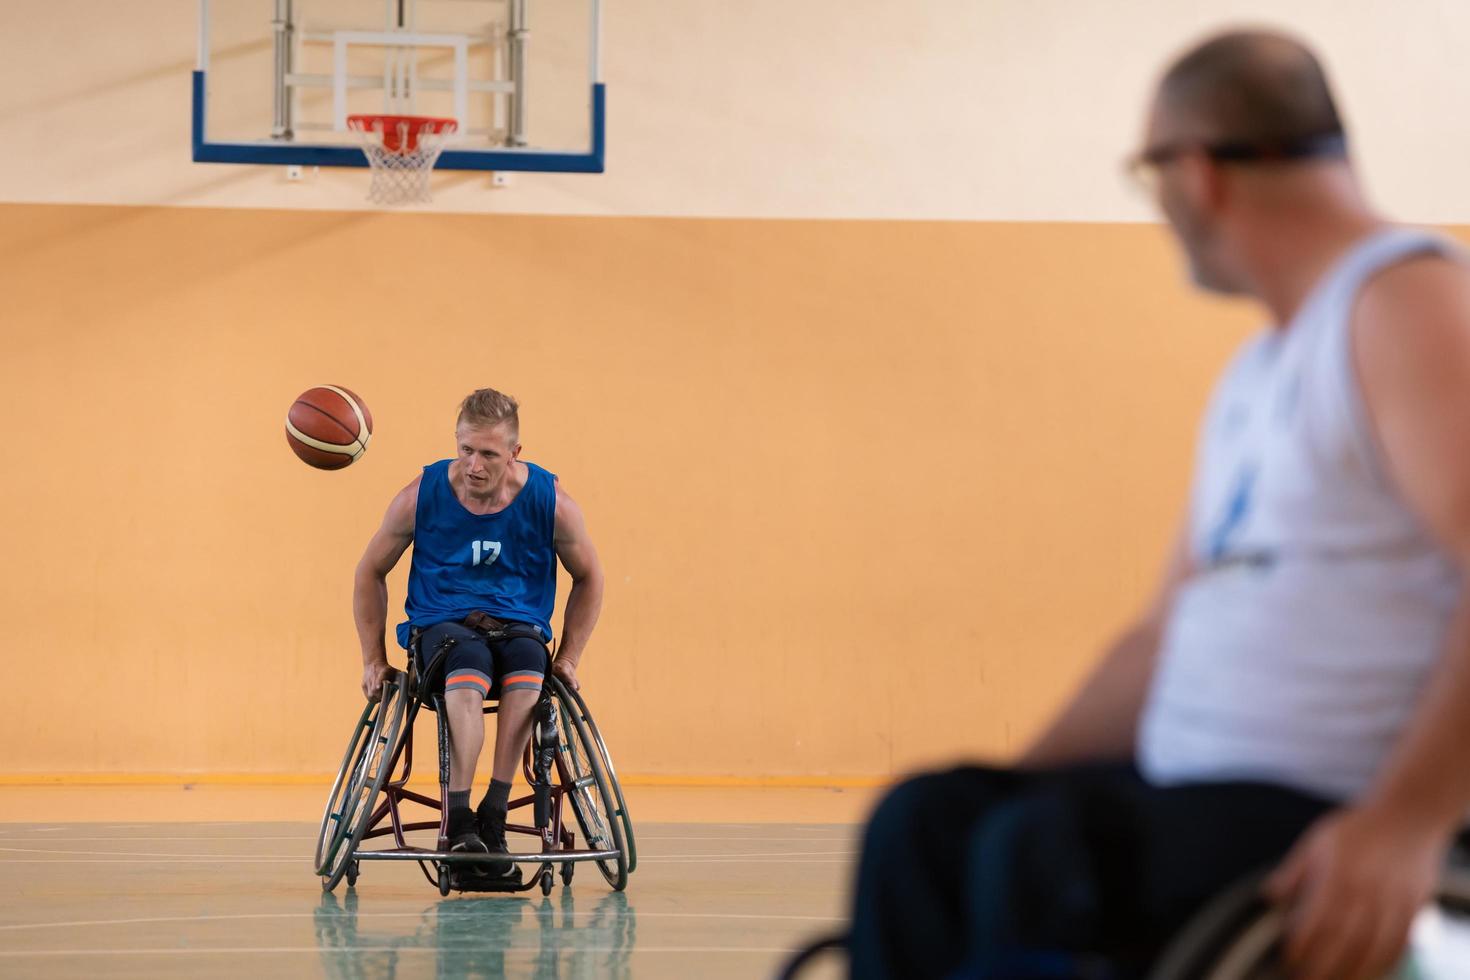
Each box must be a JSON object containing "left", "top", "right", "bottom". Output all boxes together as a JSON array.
[
  {"left": 508, "top": 0, "right": 528, "bottom": 147},
  {"left": 272, "top": 0, "right": 295, "bottom": 139}
]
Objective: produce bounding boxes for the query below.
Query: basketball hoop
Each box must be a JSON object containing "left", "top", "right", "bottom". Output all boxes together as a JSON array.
[{"left": 346, "top": 114, "right": 458, "bottom": 205}]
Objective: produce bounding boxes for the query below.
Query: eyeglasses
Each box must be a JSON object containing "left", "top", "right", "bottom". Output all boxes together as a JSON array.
[{"left": 1124, "top": 131, "right": 1348, "bottom": 194}]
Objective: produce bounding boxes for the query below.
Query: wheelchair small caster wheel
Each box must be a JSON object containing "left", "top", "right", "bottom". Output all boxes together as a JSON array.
[
  {"left": 438, "top": 865, "right": 452, "bottom": 896},
  {"left": 345, "top": 860, "right": 359, "bottom": 887},
  {"left": 540, "top": 869, "right": 554, "bottom": 896},
  {"left": 560, "top": 863, "right": 574, "bottom": 885}
]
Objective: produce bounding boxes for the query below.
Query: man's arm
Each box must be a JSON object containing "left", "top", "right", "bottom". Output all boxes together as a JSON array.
[
  {"left": 1266, "top": 255, "right": 1470, "bottom": 980},
  {"left": 353, "top": 479, "right": 417, "bottom": 700},
  {"left": 1018, "top": 523, "right": 1193, "bottom": 769},
  {"left": 549, "top": 481, "right": 604, "bottom": 691}
]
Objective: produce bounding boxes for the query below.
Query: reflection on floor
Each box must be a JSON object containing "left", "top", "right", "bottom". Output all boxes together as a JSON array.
[{"left": 0, "top": 815, "right": 854, "bottom": 979}]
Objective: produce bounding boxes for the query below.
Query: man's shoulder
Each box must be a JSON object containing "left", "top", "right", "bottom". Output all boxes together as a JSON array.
[
  {"left": 411, "top": 459, "right": 451, "bottom": 495},
  {"left": 1357, "top": 248, "right": 1470, "bottom": 332},
  {"left": 522, "top": 460, "right": 562, "bottom": 500},
  {"left": 1353, "top": 251, "right": 1470, "bottom": 393},
  {"left": 382, "top": 474, "right": 424, "bottom": 534},
  {"left": 403, "top": 465, "right": 436, "bottom": 498}
]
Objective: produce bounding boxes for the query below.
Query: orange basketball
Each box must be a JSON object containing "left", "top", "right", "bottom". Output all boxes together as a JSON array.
[{"left": 285, "top": 386, "right": 374, "bottom": 470}]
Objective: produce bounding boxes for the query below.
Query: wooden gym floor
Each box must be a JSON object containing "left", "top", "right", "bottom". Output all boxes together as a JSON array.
[{"left": 0, "top": 785, "right": 873, "bottom": 979}]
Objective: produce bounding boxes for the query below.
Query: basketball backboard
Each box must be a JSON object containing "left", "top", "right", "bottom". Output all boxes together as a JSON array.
[{"left": 193, "top": 0, "right": 603, "bottom": 173}]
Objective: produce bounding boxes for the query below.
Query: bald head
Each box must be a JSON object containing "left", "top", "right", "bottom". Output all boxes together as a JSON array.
[
  {"left": 1142, "top": 31, "right": 1374, "bottom": 304},
  {"left": 1158, "top": 30, "right": 1344, "bottom": 147}
]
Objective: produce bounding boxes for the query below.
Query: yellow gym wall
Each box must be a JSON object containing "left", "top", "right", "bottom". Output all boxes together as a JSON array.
[
  {"left": 5, "top": 1, "right": 1470, "bottom": 785},
  {"left": 2, "top": 201, "right": 1278, "bottom": 781}
]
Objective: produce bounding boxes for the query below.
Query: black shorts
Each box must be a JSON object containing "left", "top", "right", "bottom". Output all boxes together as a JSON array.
[{"left": 415, "top": 620, "right": 550, "bottom": 700}]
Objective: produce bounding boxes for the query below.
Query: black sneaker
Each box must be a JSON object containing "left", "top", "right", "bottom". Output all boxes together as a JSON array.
[
  {"left": 475, "top": 803, "right": 520, "bottom": 880},
  {"left": 446, "top": 806, "right": 488, "bottom": 859}
]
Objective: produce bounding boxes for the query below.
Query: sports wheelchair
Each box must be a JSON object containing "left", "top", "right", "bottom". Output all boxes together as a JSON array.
[
  {"left": 779, "top": 864, "right": 1470, "bottom": 978},
  {"left": 313, "top": 627, "right": 636, "bottom": 897}
]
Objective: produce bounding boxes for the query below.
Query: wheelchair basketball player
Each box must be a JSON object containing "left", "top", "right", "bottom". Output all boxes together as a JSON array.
[{"left": 353, "top": 387, "right": 605, "bottom": 883}]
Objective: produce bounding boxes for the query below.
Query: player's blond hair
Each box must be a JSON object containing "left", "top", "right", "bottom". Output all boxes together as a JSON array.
[{"left": 457, "top": 387, "right": 520, "bottom": 442}]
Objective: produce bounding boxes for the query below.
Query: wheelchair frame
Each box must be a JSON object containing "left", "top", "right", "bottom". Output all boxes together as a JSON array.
[{"left": 314, "top": 632, "right": 636, "bottom": 896}]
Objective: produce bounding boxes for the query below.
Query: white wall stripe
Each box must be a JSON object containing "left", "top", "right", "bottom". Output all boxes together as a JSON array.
[
  {"left": 16, "top": 1, "right": 1470, "bottom": 221},
  {"left": 0, "top": 844, "right": 850, "bottom": 859},
  {"left": 0, "top": 834, "right": 853, "bottom": 843}
]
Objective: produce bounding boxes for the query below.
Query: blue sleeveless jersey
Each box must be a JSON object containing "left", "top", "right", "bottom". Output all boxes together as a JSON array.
[{"left": 396, "top": 459, "right": 558, "bottom": 648}]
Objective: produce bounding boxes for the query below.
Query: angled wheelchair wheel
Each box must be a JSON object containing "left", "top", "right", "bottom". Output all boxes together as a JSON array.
[
  {"left": 776, "top": 934, "right": 848, "bottom": 980},
  {"left": 554, "top": 679, "right": 637, "bottom": 873},
  {"left": 1148, "top": 869, "right": 1470, "bottom": 980},
  {"left": 1146, "top": 874, "right": 1276, "bottom": 980},
  {"left": 545, "top": 675, "right": 629, "bottom": 891},
  {"left": 315, "top": 674, "right": 408, "bottom": 892}
]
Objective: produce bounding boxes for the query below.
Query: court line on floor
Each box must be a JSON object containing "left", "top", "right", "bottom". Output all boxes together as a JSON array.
[
  {"left": 646, "top": 858, "right": 850, "bottom": 864},
  {"left": 0, "top": 861, "right": 850, "bottom": 867},
  {"left": 0, "top": 836, "right": 314, "bottom": 842},
  {"left": 0, "top": 858, "right": 303, "bottom": 864},
  {"left": 0, "top": 847, "right": 309, "bottom": 860},
  {"left": 0, "top": 946, "right": 803, "bottom": 957},
  {"left": 0, "top": 858, "right": 858, "bottom": 863},
  {"left": 642, "top": 835, "right": 856, "bottom": 842},
  {"left": 0, "top": 909, "right": 844, "bottom": 932},
  {"left": 0, "top": 857, "right": 850, "bottom": 865}
]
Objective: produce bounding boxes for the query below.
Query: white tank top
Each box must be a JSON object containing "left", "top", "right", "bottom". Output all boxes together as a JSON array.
[{"left": 1137, "top": 228, "right": 1464, "bottom": 801}]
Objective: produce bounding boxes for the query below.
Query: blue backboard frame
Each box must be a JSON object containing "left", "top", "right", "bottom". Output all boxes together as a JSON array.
[{"left": 191, "top": 72, "right": 605, "bottom": 173}]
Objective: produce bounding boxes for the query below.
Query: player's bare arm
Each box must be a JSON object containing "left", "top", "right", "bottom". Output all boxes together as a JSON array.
[
  {"left": 549, "top": 480, "right": 604, "bottom": 691},
  {"left": 1266, "top": 256, "right": 1470, "bottom": 980},
  {"left": 1019, "top": 522, "right": 1195, "bottom": 769},
  {"left": 353, "top": 477, "right": 419, "bottom": 700}
]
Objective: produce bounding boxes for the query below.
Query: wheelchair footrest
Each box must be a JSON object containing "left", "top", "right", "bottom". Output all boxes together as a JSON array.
[{"left": 355, "top": 847, "right": 555, "bottom": 864}]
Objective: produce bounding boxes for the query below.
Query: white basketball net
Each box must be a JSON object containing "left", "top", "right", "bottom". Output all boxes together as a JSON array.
[{"left": 347, "top": 116, "right": 458, "bottom": 205}]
